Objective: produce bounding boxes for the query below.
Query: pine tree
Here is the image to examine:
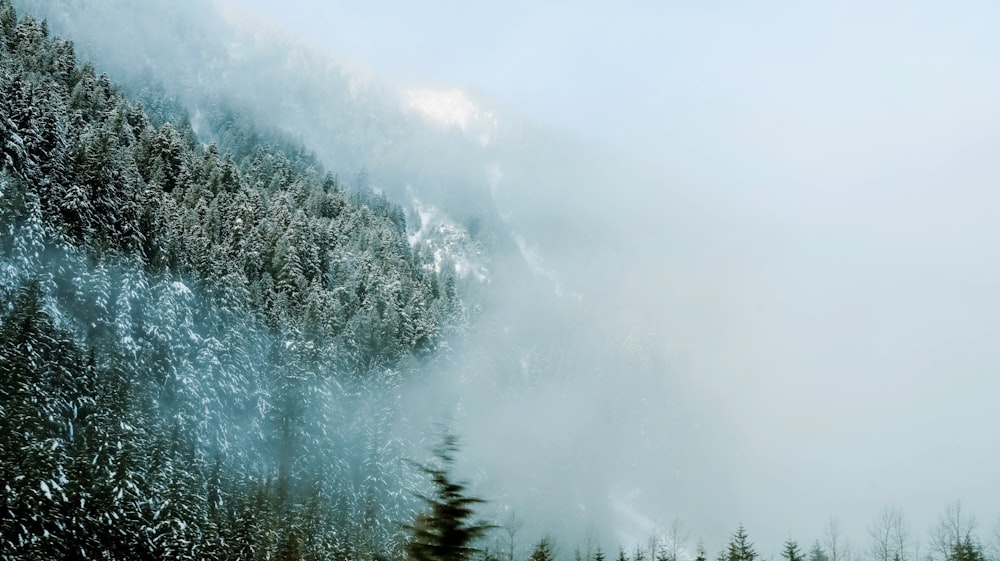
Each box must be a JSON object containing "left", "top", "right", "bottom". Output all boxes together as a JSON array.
[
  {"left": 403, "top": 433, "right": 493, "bottom": 561},
  {"left": 0, "top": 0, "right": 16, "bottom": 47},
  {"left": 947, "top": 536, "right": 986, "bottom": 561},
  {"left": 809, "top": 542, "right": 830, "bottom": 561},
  {"left": 0, "top": 73, "right": 26, "bottom": 175},
  {"left": 530, "top": 537, "right": 556, "bottom": 561},
  {"left": 695, "top": 541, "right": 708, "bottom": 561},
  {"left": 783, "top": 539, "right": 805, "bottom": 561},
  {"left": 725, "top": 525, "right": 758, "bottom": 561}
]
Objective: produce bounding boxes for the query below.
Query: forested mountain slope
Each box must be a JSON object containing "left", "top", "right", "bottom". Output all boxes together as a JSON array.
[
  {"left": 0, "top": 2, "right": 467, "bottom": 558},
  {"left": 11, "top": 0, "right": 602, "bottom": 280}
]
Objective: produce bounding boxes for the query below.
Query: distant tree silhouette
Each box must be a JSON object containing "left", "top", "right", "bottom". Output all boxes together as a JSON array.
[
  {"left": 725, "top": 525, "right": 758, "bottom": 561},
  {"left": 783, "top": 539, "right": 805, "bottom": 561},
  {"left": 530, "top": 537, "right": 556, "bottom": 561}
]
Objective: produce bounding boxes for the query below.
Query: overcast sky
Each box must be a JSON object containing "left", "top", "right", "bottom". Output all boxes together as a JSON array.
[
  {"left": 226, "top": 0, "right": 1000, "bottom": 552},
  {"left": 230, "top": 1, "right": 1000, "bottom": 165}
]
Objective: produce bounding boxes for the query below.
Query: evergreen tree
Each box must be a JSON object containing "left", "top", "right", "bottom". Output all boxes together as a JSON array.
[
  {"left": 695, "top": 541, "right": 708, "bottom": 561},
  {"left": 725, "top": 525, "right": 758, "bottom": 561},
  {"left": 530, "top": 537, "right": 556, "bottom": 561},
  {"left": 809, "top": 542, "right": 830, "bottom": 561},
  {"left": 783, "top": 540, "right": 805, "bottom": 561},
  {"left": 403, "top": 434, "right": 493, "bottom": 561},
  {"left": 947, "top": 536, "right": 986, "bottom": 561}
]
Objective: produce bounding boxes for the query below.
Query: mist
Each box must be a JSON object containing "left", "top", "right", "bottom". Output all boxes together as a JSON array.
[
  {"left": 371, "top": 2, "right": 1000, "bottom": 552},
  {"left": 17, "top": 0, "right": 1000, "bottom": 556}
]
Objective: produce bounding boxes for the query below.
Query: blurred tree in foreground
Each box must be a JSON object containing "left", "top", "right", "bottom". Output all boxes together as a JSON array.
[{"left": 404, "top": 433, "right": 493, "bottom": 561}]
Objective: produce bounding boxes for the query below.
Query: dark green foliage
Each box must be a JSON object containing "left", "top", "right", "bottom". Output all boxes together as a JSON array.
[
  {"left": 530, "top": 537, "right": 556, "bottom": 561},
  {"left": 724, "top": 525, "right": 758, "bottom": 561},
  {"left": 0, "top": 2, "right": 465, "bottom": 558},
  {"left": 403, "top": 435, "right": 493, "bottom": 561},
  {"left": 0, "top": 0, "right": 458, "bottom": 366},
  {"left": 946, "top": 536, "right": 986, "bottom": 561},
  {"left": 783, "top": 540, "right": 805, "bottom": 561},
  {"left": 0, "top": 281, "right": 77, "bottom": 558}
]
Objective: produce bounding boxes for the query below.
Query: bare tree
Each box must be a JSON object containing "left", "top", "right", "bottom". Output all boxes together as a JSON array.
[
  {"left": 584, "top": 530, "right": 599, "bottom": 561},
  {"left": 648, "top": 529, "right": 663, "bottom": 561},
  {"left": 825, "top": 517, "right": 850, "bottom": 561},
  {"left": 987, "top": 518, "right": 1000, "bottom": 561},
  {"left": 930, "top": 502, "right": 978, "bottom": 561},
  {"left": 870, "top": 507, "right": 911, "bottom": 561},
  {"left": 503, "top": 511, "right": 525, "bottom": 561},
  {"left": 660, "top": 519, "right": 690, "bottom": 561}
]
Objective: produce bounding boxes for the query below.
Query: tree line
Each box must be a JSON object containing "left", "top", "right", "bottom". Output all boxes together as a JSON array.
[
  {"left": 369, "top": 438, "right": 997, "bottom": 561},
  {"left": 429, "top": 503, "right": 996, "bottom": 561}
]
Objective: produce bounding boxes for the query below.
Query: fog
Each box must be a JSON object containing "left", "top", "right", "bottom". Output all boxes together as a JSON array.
[
  {"left": 262, "top": 2, "right": 1000, "bottom": 552},
  {"left": 19, "top": 0, "right": 1000, "bottom": 555}
]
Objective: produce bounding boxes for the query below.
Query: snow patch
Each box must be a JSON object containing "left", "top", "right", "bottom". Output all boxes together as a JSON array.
[
  {"left": 404, "top": 88, "right": 498, "bottom": 145},
  {"left": 170, "top": 281, "right": 192, "bottom": 296},
  {"left": 407, "top": 190, "right": 489, "bottom": 283},
  {"left": 405, "top": 88, "right": 478, "bottom": 129}
]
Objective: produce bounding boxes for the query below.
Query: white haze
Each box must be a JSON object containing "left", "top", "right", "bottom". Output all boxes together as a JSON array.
[{"left": 19, "top": 0, "right": 1000, "bottom": 556}]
